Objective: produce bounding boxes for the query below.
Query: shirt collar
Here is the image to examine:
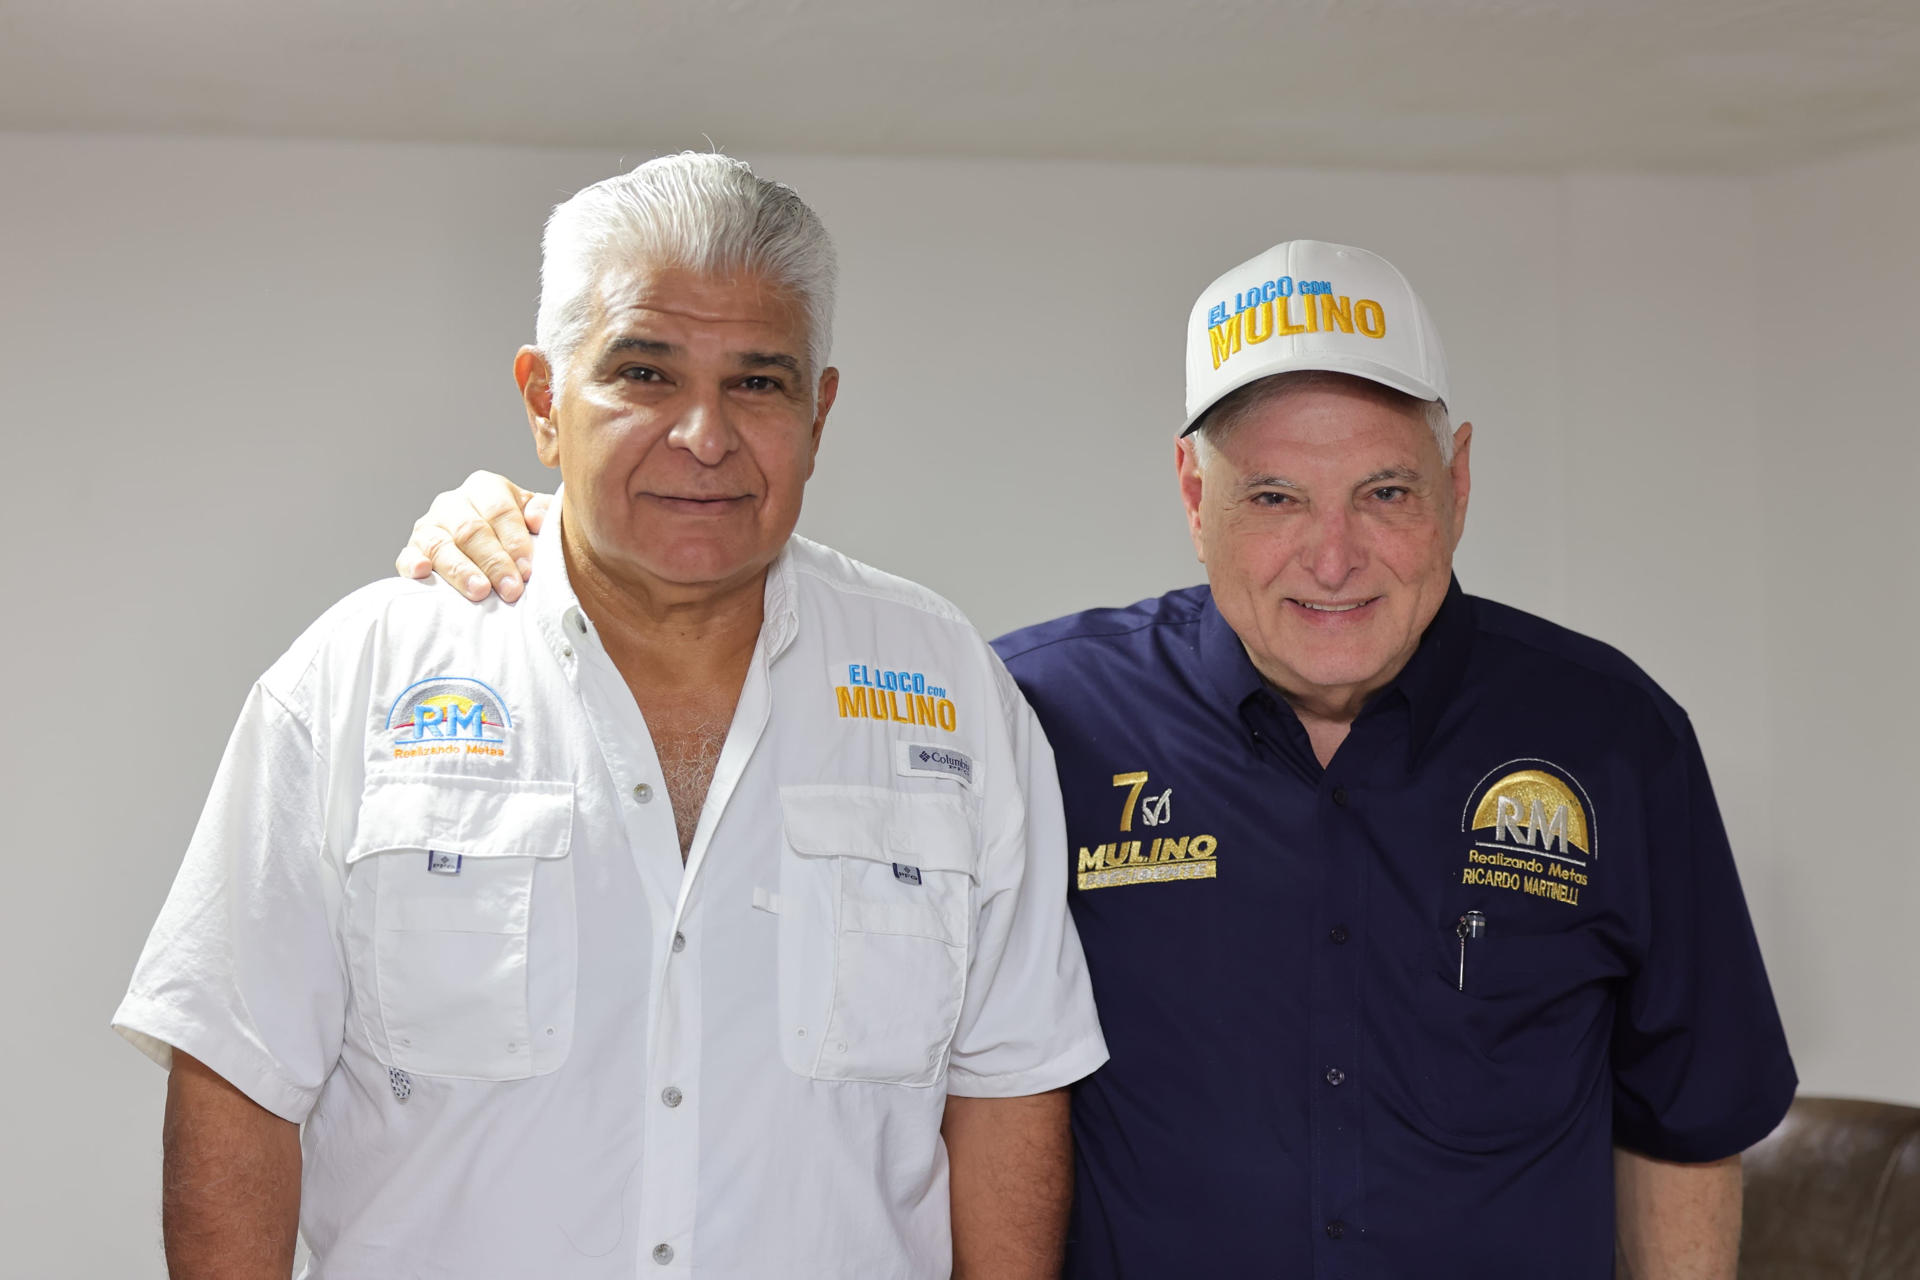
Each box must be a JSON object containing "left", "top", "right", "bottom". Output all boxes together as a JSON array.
[
  {"left": 521, "top": 486, "right": 801, "bottom": 667},
  {"left": 1196, "top": 575, "right": 1474, "bottom": 761},
  {"left": 1386, "top": 575, "right": 1474, "bottom": 762},
  {"left": 1197, "top": 590, "right": 1269, "bottom": 720}
]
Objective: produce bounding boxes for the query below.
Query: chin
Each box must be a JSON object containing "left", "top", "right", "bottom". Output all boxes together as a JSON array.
[
  {"left": 650, "top": 541, "right": 777, "bottom": 584},
  {"left": 1286, "top": 645, "right": 1394, "bottom": 692}
]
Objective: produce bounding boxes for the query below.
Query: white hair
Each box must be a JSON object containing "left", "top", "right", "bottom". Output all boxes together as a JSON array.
[
  {"left": 535, "top": 152, "right": 837, "bottom": 398},
  {"left": 1187, "top": 371, "right": 1453, "bottom": 468}
]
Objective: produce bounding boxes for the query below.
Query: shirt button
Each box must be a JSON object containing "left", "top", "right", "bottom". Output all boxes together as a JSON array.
[
  {"left": 661, "top": 1086, "right": 683, "bottom": 1108},
  {"left": 1331, "top": 786, "right": 1349, "bottom": 807},
  {"left": 560, "top": 644, "right": 573, "bottom": 659},
  {"left": 1326, "top": 1220, "right": 1346, "bottom": 1240},
  {"left": 652, "top": 1243, "right": 674, "bottom": 1264},
  {"left": 633, "top": 782, "right": 653, "bottom": 803},
  {"left": 1329, "top": 925, "right": 1350, "bottom": 944},
  {"left": 1325, "top": 1067, "right": 1346, "bottom": 1087},
  {"left": 672, "top": 931, "right": 686, "bottom": 953}
]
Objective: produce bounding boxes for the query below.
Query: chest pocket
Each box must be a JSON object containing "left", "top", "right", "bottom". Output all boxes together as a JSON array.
[
  {"left": 776, "top": 785, "right": 977, "bottom": 1087},
  {"left": 1401, "top": 925, "right": 1620, "bottom": 1152},
  {"left": 344, "top": 774, "right": 577, "bottom": 1081}
]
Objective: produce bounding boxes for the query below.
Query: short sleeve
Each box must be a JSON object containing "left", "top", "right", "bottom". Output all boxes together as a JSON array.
[
  {"left": 1610, "top": 719, "right": 1797, "bottom": 1161},
  {"left": 111, "top": 683, "right": 347, "bottom": 1123},
  {"left": 945, "top": 663, "right": 1109, "bottom": 1097}
]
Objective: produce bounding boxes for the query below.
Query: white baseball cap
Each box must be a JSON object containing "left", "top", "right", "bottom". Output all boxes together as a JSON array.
[{"left": 1181, "top": 239, "right": 1449, "bottom": 435}]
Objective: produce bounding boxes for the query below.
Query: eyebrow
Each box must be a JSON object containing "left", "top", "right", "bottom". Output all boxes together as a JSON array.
[
  {"left": 1238, "top": 473, "right": 1302, "bottom": 491},
  {"left": 598, "top": 336, "right": 676, "bottom": 363},
  {"left": 737, "top": 350, "right": 804, "bottom": 375},
  {"left": 595, "top": 336, "right": 803, "bottom": 376},
  {"left": 1236, "top": 466, "right": 1423, "bottom": 492}
]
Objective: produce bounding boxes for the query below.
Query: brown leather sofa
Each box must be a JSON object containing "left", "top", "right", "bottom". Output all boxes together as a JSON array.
[{"left": 1739, "top": 1096, "right": 1920, "bottom": 1279}]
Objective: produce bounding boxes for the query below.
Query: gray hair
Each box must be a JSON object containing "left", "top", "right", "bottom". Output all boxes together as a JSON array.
[
  {"left": 1187, "top": 370, "right": 1453, "bottom": 468},
  {"left": 535, "top": 152, "right": 837, "bottom": 398}
]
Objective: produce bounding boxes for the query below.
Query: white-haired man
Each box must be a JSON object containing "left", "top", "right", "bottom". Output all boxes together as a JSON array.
[
  {"left": 114, "top": 154, "right": 1106, "bottom": 1279},
  {"left": 408, "top": 237, "right": 1796, "bottom": 1278}
]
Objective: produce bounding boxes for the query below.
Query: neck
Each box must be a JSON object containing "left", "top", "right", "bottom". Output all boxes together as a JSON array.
[
  {"left": 1279, "top": 692, "right": 1364, "bottom": 771},
  {"left": 561, "top": 518, "right": 769, "bottom": 691},
  {"left": 1254, "top": 659, "right": 1404, "bottom": 771}
]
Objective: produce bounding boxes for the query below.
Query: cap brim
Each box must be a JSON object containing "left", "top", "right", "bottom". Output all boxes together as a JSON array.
[{"left": 1179, "top": 352, "right": 1445, "bottom": 436}]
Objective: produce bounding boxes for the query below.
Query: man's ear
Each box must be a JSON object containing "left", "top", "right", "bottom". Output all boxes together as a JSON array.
[
  {"left": 1177, "top": 436, "right": 1208, "bottom": 565},
  {"left": 515, "top": 347, "right": 560, "bottom": 468},
  {"left": 1448, "top": 420, "right": 1473, "bottom": 546},
  {"left": 805, "top": 366, "right": 839, "bottom": 479}
]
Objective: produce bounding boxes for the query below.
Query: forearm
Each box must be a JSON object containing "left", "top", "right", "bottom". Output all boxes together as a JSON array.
[
  {"left": 943, "top": 1088, "right": 1072, "bottom": 1280},
  {"left": 1613, "top": 1147, "right": 1742, "bottom": 1280},
  {"left": 163, "top": 1051, "right": 302, "bottom": 1280}
]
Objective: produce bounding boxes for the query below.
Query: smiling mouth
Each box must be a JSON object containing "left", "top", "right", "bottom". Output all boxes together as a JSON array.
[{"left": 1291, "top": 598, "right": 1377, "bottom": 614}]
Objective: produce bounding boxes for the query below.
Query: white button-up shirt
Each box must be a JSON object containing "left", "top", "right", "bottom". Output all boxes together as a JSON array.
[{"left": 114, "top": 508, "right": 1107, "bottom": 1278}]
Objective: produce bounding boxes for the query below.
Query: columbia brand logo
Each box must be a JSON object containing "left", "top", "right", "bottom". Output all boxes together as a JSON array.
[
  {"left": 904, "top": 744, "right": 973, "bottom": 785},
  {"left": 893, "top": 863, "right": 923, "bottom": 886}
]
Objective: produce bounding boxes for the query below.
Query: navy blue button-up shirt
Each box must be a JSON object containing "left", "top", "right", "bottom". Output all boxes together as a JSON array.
[{"left": 994, "top": 579, "right": 1795, "bottom": 1280}]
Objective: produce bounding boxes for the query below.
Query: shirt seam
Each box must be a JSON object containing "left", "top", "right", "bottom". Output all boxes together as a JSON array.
[
  {"left": 997, "top": 614, "right": 1204, "bottom": 665},
  {"left": 1472, "top": 605, "right": 1689, "bottom": 728},
  {"left": 788, "top": 556, "right": 969, "bottom": 626}
]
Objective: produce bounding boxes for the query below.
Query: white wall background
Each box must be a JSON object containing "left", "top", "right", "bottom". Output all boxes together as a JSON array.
[
  {"left": 1, "top": 131, "right": 1913, "bottom": 1275},
  {"left": 1751, "top": 142, "right": 1920, "bottom": 1113}
]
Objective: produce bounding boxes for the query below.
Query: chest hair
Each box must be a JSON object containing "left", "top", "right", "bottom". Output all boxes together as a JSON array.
[{"left": 643, "top": 705, "right": 734, "bottom": 859}]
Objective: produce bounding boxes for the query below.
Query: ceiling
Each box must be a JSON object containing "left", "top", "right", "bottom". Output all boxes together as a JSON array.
[{"left": 3, "top": 0, "right": 1917, "bottom": 172}]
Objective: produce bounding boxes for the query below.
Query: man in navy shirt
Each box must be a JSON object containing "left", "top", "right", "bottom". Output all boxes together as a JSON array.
[
  {"left": 404, "top": 237, "right": 1795, "bottom": 1277},
  {"left": 993, "top": 239, "right": 1794, "bottom": 1278}
]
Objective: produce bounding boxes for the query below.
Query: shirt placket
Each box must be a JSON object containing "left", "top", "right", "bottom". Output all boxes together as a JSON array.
[
  {"left": 1250, "top": 694, "right": 1368, "bottom": 1278},
  {"left": 555, "top": 605, "right": 705, "bottom": 1272},
  {"left": 1309, "top": 762, "right": 1367, "bottom": 1277},
  {"left": 554, "top": 578, "right": 793, "bottom": 1274}
]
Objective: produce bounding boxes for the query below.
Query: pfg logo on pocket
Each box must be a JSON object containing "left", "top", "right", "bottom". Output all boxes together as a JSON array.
[{"left": 892, "top": 863, "right": 923, "bottom": 886}]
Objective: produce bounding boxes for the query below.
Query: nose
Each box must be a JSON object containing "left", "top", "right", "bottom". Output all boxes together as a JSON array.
[
  {"left": 1301, "top": 506, "right": 1365, "bottom": 588},
  {"left": 667, "top": 391, "right": 739, "bottom": 466}
]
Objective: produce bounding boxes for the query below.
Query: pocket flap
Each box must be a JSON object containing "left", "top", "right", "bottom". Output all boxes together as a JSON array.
[
  {"left": 346, "top": 773, "right": 574, "bottom": 866},
  {"left": 781, "top": 785, "right": 977, "bottom": 878}
]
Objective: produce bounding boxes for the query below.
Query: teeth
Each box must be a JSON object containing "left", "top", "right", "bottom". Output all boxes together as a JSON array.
[{"left": 1300, "top": 601, "right": 1365, "bottom": 612}]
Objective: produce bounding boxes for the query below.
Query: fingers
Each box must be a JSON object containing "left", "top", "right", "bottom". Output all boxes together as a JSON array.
[
  {"left": 449, "top": 495, "right": 524, "bottom": 601},
  {"left": 397, "top": 472, "right": 555, "bottom": 603},
  {"left": 410, "top": 508, "right": 497, "bottom": 602},
  {"left": 460, "top": 471, "right": 539, "bottom": 590},
  {"left": 394, "top": 544, "right": 433, "bottom": 580},
  {"left": 523, "top": 490, "right": 553, "bottom": 537}
]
